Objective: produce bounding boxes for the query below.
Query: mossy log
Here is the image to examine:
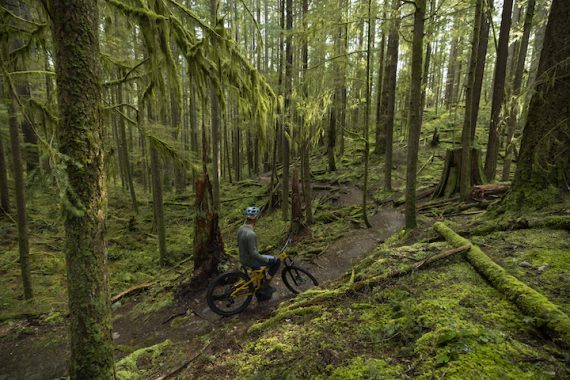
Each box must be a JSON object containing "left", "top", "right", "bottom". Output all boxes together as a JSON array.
[
  {"left": 471, "top": 215, "right": 570, "bottom": 235},
  {"left": 434, "top": 222, "right": 570, "bottom": 348}
]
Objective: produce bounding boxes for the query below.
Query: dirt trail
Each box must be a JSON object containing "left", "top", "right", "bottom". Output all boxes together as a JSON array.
[{"left": 0, "top": 187, "right": 404, "bottom": 380}]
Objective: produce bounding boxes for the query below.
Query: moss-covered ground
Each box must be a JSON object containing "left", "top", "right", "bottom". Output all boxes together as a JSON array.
[
  {"left": 2, "top": 106, "right": 569, "bottom": 379},
  {"left": 193, "top": 235, "right": 569, "bottom": 379}
]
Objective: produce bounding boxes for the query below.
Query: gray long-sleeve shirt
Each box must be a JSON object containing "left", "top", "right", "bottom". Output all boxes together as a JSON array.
[{"left": 237, "top": 224, "right": 270, "bottom": 268}]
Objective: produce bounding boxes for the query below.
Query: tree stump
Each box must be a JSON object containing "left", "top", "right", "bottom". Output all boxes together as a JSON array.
[
  {"left": 433, "top": 148, "right": 486, "bottom": 198},
  {"left": 178, "top": 174, "right": 227, "bottom": 297}
]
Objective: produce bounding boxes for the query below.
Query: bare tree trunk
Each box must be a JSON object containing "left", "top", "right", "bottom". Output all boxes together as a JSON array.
[
  {"left": 445, "top": 21, "right": 459, "bottom": 110},
  {"left": 282, "top": 0, "right": 293, "bottom": 220},
  {"left": 291, "top": 165, "right": 305, "bottom": 234},
  {"left": 8, "top": 95, "right": 33, "bottom": 300},
  {"left": 117, "top": 79, "right": 138, "bottom": 213},
  {"left": 362, "top": 0, "right": 374, "bottom": 228},
  {"left": 460, "top": 0, "right": 491, "bottom": 199},
  {"left": 374, "top": 7, "right": 386, "bottom": 153},
  {"left": 301, "top": 0, "right": 313, "bottom": 225},
  {"left": 147, "top": 101, "right": 168, "bottom": 266},
  {"left": 405, "top": 0, "right": 426, "bottom": 229},
  {"left": 0, "top": 132, "right": 9, "bottom": 214},
  {"left": 380, "top": 0, "right": 400, "bottom": 191},
  {"left": 51, "top": 0, "right": 114, "bottom": 375},
  {"left": 210, "top": 0, "right": 221, "bottom": 212},
  {"left": 484, "top": 0, "right": 513, "bottom": 181}
]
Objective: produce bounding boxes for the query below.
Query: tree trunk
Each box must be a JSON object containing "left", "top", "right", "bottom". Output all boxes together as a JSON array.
[
  {"left": 484, "top": 0, "right": 513, "bottom": 181},
  {"left": 511, "top": 0, "right": 570, "bottom": 203},
  {"left": 445, "top": 20, "right": 459, "bottom": 109},
  {"left": 301, "top": 0, "right": 313, "bottom": 225},
  {"left": 117, "top": 80, "right": 138, "bottom": 213},
  {"left": 8, "top": 95, "right": 33, "bottom": 300},
  {"left": 362, "top": 0, "right": 374, "bottom": 228},
  {"left": 190, "top": 77, "right": 199, "bottom": 190},
  {"left": 51, "top": 0, "right": 114, "bottom": 376},
  {"left": 0, "top": 132, "right": 9, "bottom": 214},
  {"left": 405, "top": 0, "right": 426, "bottom": 229},
  {"left": 374, "top": 13, "right": 386, "bottom": 149},
  {"left": 291, "top": 165, "right": 305, "bottom": 234},
  {"left": 375, "top": 0, "right": 399, "bottom": 157},
  {"left": 210, "top": 0, "right": 221, "bottom": 212},
  {"left": 380, "top": 0, "right": 400, "bottom": 192},
  {"left": 146, "top": 100, "right": 168, "bottom": 266},
  {"left": 502, "top": 0, "right": 536, "bottom": 181},
  {"left": 460, "top": 0, "right": 491, "bottom": 199},
  {"left": 282, "top": 0, "right": 293, "bottom": 220}
]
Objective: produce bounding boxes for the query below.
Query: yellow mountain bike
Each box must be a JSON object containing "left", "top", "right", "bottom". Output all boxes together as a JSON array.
[{"left": 206, "top": 236, "right": 318, "bottom": 316}]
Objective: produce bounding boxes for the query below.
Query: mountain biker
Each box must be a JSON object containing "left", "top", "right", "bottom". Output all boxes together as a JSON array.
[{"left": 237, "top": 206, "right": 280, "bottom": 300}]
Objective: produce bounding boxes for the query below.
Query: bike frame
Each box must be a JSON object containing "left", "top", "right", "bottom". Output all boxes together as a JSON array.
[{"left": 229, "top": 247, "right": 295, "bottom": 299}]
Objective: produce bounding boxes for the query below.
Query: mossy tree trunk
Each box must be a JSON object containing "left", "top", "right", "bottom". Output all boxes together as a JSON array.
[
  {"left": 8, "top": 95, "right": 33, "bottom": 300},
  {"left": 51, "top": 0, "right": 114, "bottom": 377},
  {"left": 404, "top": 0, "right": 426, "bottom": 229},
  {"left": 0, "top": 132, "right": 9, "bottom": 214},
  {"left": 511, "top": 0, "right": 570, "bottom": 202}
]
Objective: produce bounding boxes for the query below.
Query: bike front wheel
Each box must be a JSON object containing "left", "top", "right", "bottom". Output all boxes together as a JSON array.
[
  {"left": 207, "top": 271, "right": 254, "bottom": 316},
  {"left": 281, "top": 266, "right": 319, "bottom": 294}
]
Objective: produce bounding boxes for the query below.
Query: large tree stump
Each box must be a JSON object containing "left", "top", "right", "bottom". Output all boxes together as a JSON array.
[
  {"left": 178, "top": 174, "right": 227, "bottom": 297},
  {"left": 433, "top": 148, "right": 486, "bottom": 198}
]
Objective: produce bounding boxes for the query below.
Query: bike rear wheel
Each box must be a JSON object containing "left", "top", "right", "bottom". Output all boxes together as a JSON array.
[
  {"left": 207, "top": 271, "right": 254, "bottom": 316},
  {"left": 282, "top": 266, "right": 318, "bottom": 294}
]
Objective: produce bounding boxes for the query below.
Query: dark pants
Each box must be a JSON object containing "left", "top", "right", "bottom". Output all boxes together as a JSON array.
[{"left": 252, "top": 255, "right": 281, "bottom": 276}]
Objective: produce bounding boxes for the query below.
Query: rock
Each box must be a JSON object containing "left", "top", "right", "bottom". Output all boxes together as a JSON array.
[
  {"left": 537, "top": 265, "right": 548, "bottom": 274},
  {"left": 111, "top": 301, "right": 122, "bottom": 311},
  {"left": 112, "top": 332, "right": 120, "bottom": 340},
  {"left": 519, "top": 261, "right": 532, "bottom": 269}
]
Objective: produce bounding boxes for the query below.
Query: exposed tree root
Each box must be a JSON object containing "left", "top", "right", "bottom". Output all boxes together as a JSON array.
[{"left": 434, "top": 222, "right": 570, "bottom": 348}]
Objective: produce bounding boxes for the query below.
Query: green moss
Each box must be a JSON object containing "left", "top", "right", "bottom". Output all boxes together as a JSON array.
[
  {"left": 434, "top": 222, "right": 570, "bottom": 347},
  {"left": 324, "top": 357, "right": 402, "bottom": 379},
  {"left": 115, "top": 339, "right": 172, "bottom": 380}
]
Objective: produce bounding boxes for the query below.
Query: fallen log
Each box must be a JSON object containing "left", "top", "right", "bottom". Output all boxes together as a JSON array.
[
  {"left": 471, "top": 183, "right": 510, "bottom": 200},
  {"left": 471, "top": 215, "right": 570, "bottom": 235},
  {"left": 111, "top": 282, "right": 155, "bottom": 303},
  {"left": 350, "top": 244, "right": 472, "bottom": 293},
  {"left": 434, "top": 222, "right": 570, "bottom": 348}
]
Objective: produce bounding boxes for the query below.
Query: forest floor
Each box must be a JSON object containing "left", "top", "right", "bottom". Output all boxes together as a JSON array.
[{"left": 1, "top": 110, "right": 569, "bottom": 379}]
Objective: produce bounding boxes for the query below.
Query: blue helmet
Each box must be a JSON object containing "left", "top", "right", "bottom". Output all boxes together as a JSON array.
[{"left": 244, "top": 206, "right": 261, "bottom": 219}]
